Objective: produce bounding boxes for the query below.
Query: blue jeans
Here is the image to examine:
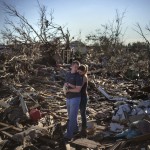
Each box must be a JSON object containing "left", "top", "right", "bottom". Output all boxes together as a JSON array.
[
  {"left": 80, "top": 95, "right": 88, "bottom": 129},
  {"left": 65, "top": 97, "right": 81, "bottom": 139}
]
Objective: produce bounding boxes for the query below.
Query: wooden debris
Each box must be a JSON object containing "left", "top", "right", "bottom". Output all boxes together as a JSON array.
[
  {"left": 147, "top": 145, "right": 150, "bottom": 150},
  {"left": 0, "top": 100, "right": 10, "bottom": 108},
  {"left": 0, "top": 140, "right": 8, "bottom": 150},
  {"left": 1, "top": 131, "right": 13, "bottom": 138},
  {"left": 0, "top": 122, "right": 22, "bottom": 132},
  {"left": 70, "top": 138, "right": 101, "bottom": 150},
  {"left": 0, "top": 43, "right": 150, "bottom": 149}
]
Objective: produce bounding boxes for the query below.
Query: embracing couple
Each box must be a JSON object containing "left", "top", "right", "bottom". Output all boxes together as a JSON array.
[{"left": 63, "top": 60, "right": 88, "bottom": 141}]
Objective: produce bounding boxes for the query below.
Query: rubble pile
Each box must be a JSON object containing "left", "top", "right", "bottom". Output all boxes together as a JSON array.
[
  {"left": 0, "top": 44, "right": 150, "bottom": 150},
  {"left": 86, "top": 48, "right": 150, "bottom": 81}
]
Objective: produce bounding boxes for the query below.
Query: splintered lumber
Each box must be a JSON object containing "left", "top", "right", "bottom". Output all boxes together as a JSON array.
[
  {"left": 70, "top": 138, "right": 101, "bottom": 149},
  {"left": 19, "top": 93, "right": 29, "bottom": 116},
  {"left": 1, "top": 131, "right": 13, "bottom": 138},
  {"left": 88, "top": 68, "right": 101, "bottom": 74},
  {"left": 0, "top": 126, "right": 12, "bottom": 131},
  {"left": 109, "top": 140, "right": 125, "bottom": 150},
  {"left": 10, "top": 86, "right": 29, "bottom": 117},
  {"left": 56, "top": 109, "right": 67, "bottom": 113},
  {"left": 109, "top": 133, "right": 150, "bottom": 150},
  {"left": 0, "top": 122, "right": 22, "bottom": 132},
  {"left": 97, "top": 86, "right": 127, "bottom": 101},
  {"left": 0, "top": 122, "right": 22, "bottom": 140},
  {"left": 114, "top": 141, "right": 128, "bottom": 150},
  {"left": 0, "top": 140, "right": 8, "bottom": 150}
]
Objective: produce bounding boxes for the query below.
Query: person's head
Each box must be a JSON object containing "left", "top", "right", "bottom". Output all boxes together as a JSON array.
[
  {"left": 71, "top": 60, "right": 80, "bottom": 73},
  {"left": 78, "top": 64, "right": 88, "bottom": 76}
]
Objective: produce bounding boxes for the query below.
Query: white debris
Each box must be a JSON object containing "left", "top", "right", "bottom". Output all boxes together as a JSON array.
[
  {"left": 111, "top": 100, "right": 150, "bottom": 132},
  {"left": 112, "top": 104, "right": 131, "bottom": 122},
  {"left": 110, "top": 122, "right": 124, "bottom": 132}
]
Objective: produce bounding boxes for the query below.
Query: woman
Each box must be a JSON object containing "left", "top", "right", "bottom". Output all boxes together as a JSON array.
[{"left": 78, "top": 65, "right": 88, "bottom": 135}]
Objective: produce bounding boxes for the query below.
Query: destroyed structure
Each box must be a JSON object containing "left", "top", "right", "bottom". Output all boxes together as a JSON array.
[{"left": 0, "top": 41, "right": 150, "bottom": 150}]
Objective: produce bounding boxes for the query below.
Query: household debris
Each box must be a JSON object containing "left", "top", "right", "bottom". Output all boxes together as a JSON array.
[
  {"left": 115, "top": 119, "right": 150, "bottom": 139},
  {"left": 0, "top": 44, "right": 150, "bottom": 150}
]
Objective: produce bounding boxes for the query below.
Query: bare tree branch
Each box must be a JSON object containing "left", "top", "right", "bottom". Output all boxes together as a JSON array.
[
  {"left": 1, "top": 1, "right": 72, "bottom": 52},
  {"left": 2, "top": 2, "right": 45, "bottom": 42},
  {"left": 134, "top": 23, "right": 150, "bottom": 45},
  {"left": 86, "top": 9, "right": 127, "bottom": 52}
]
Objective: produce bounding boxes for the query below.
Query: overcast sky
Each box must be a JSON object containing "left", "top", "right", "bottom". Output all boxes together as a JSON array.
[{"left": 0, "top": 0, "right": 150, "bottom": 44}]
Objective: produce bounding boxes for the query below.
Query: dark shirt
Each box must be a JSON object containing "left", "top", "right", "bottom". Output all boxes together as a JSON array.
[{"left": 65, "top": 72, "right": 83, "bottom": 99}]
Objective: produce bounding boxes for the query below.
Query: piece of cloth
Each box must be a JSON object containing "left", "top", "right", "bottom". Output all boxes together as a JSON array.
[
  {"left": 65, "top": 97, "right": 81, "bottom": 139},
  {"left": 65, "top": 72, "right": 83, "bottom": 99},
  {"left": 80, "top": 95, "right": 88, "bottom": 129}
]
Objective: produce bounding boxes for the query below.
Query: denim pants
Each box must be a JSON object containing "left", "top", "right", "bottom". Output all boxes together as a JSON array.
[
  {"left": 80, "top": 95, "right": 88, "bottom": 129},
  {"left": 65, "top": 97, "right": 81, "bottom": 139}
]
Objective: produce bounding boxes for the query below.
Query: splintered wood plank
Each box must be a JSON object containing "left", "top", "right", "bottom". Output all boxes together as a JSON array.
[
  {"left": 117, "top": 141, "right": 128, "bottom": 150},
  {"left": 56, "top": 109, "right": 67, "bottom": 113},
  {"left": 1, "top": 131, "right": 13, "bottom": 138},
  {"left": 109, "top": 141, "right": 124, "bottom": 150},
  {"left": 0, "top": 126, "right": 12, "bottom": 131},
  {"left": 70, "top": 138, "right": 100, "bottom": 149},
  {"left": 0, "top": 122, "right": 22, "bottom": 132}
]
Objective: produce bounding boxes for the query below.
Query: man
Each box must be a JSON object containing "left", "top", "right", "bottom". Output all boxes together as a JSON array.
[{"left": 64, "top": 60, "right": 83, "bottom": 140}]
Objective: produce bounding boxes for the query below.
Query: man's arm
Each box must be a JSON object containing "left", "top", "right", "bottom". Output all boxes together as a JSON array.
[
  {"left": 67, "top": 85, "right": 82, "bottom": 93},
  {"left": 68, "top": 83, "right": 76, "bottom": 88},
  {"left": 70, "top": 76, "right": 87, "bottom": 88},
  {"left": 67, "top": 74, "right": 83, "bottom": 93}
]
